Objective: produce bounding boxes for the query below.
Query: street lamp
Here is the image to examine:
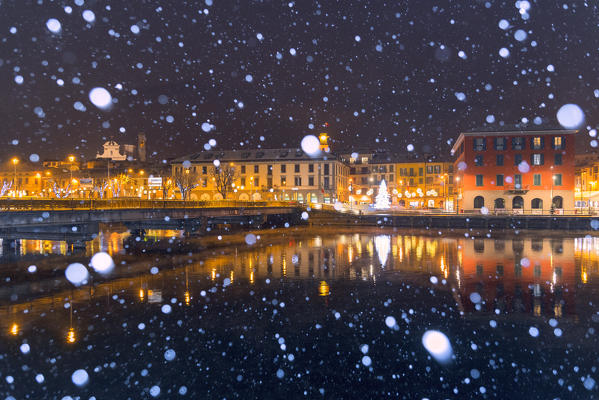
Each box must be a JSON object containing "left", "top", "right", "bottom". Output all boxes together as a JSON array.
[
  {"left": 11, "top": 157, "right": 19, "bottom": 197},
  {"left": 67, "top": 155, "right": 76, "bottom": 197},
  {"left": 455, "top": 176, "right": 460, "bottom": 214}
]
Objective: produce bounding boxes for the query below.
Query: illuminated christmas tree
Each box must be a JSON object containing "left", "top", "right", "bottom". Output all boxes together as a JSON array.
[{"left": 375, "top": 179, "right": 390, "bottom": 209}]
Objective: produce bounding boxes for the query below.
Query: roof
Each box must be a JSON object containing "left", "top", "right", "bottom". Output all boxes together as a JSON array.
[
  {"left": 451, "top": 129, "right": 578, "bottom": 154},
  {"left": 172, "top": 148, "right": 341, "bottom": 164}
]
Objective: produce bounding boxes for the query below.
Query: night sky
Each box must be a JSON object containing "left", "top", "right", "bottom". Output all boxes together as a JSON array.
[{"left": 1, "top": 0, "right": 598, "bottom": 162}]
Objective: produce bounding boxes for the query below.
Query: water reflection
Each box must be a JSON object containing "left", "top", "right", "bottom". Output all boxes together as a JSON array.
[{"left": 1, "top": 230, "right": 597, "bottom": 341}]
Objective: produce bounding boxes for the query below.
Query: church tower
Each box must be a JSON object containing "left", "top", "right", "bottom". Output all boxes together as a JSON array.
[{"left": 137, "top": 133, "right": 147, "bottom": 162}]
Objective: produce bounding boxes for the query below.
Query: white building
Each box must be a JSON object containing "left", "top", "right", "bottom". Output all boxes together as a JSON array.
[{"left": 96, "top": 141, "right": 127, "bottom": 161}]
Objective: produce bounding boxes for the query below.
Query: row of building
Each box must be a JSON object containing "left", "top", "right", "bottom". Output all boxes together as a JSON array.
[{"left": 2, "top": 128, "right": 598, "bottom": 213}]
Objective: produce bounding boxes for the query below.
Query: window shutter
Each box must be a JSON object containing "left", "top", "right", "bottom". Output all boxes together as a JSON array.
[
  {"left": 562, "top": 136, "right": 566, "bottom": 149},
  {"left": 541, "top": 137, "right": 545, "bottom": 148},
  {"left": 530, "top": 154, "right": 534, "bottom": 165},
  {"left": 541, "top": 154, "right": 544, "bottom": 165}
]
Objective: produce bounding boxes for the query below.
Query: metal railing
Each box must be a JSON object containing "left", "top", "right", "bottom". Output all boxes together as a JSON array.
[
  {"left": 0, "top": 199, "right": 302, "bottom": 211},
  {"left": 461, "top": 209, "right": 592, "bottom": 216}
]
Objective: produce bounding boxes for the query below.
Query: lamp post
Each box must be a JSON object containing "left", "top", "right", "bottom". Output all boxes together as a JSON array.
[
  {"left": 11, "top": 157, "right": 19, "bottom": 197},
  {"left": 67, "top": 155, "right": 75, "bottom": 197},
  {"left": 455, "top": 176, "right": 460, "bottom": 214}
]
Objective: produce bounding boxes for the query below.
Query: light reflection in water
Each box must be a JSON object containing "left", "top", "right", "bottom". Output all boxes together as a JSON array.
[{"left": 1, "top": 232, "right": 599, "bottom": 339}]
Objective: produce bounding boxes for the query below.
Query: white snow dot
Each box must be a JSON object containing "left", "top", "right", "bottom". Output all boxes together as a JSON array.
[
  {"left": 161, "top": 304, "right": 172, "bottom": 314},
  {"left": 201, "top": 122, "right": 215, "bottom": 132},
  {"left": 14, "top": 75, "right": 24, "bottom": 84},
  {"left": 407, "top": 144, "right": 414, "bottom": 152},
  {"left": 385, "top": 316, "right": 396, "bottom": 328},
  {"left": 430, "top": 276, "right": 438, "bottom": 284},
  {"left": 301, "top": 211, "right": 309, "bottom": 220},
  {"left": 90, "top": 252, "right": 114, "bottom": 273},
  {"left": 130, "top": 25, "right": 140, "bottom": 34},
  {"left": 164, "top": 349, "right": 176, "bottom": 361},
  {"left": 361, "top": 355, "right": 372, "bottom": 366},
  {"left": 547, "top": 64, "right": 555, "bottom": 72},
  {"left": 20, "top": 343, "right": 30, "bottom": 354},
  {"left": 65, "top": 263, "right": 88, "bottom": 286},
  {"left": 354, "top": 35, "right": 361, "bottom": 42},
  {"left": 301, "top": 135, "right": 321, "bottom": 156},
  {"left": 46, "top": 18, "right": 62, "bottom": 33},
  {"left": 486, "top": 115, "right": 495, "bottom": 123},
  {"left": 245, "top": 234, "right": 257, "bottom": 245},
  {"left": 71, "top": 369, "right": 89, "bottom": 387},
  {"left": 455, "top": 92, "right": 466, "bottom": 101},
  {"left": 498, "top": 19, "right": 509, "bottom": 30},
  {"left": 518, "top": 161, "right": 530, "bottom": 173},
  {"left": 82, "top": 10, "right": 95, "bottom": 23},
  {"left": 528, "top": 326, "right": 539, "bottom": 337},
  {"left": 276, "top": 369, "right": 285, "bottom": 378},
  {"left": 28, "top": 265, "right": 37, "bottom": 273},
  {"left": 422, "top": 330, "right": 453, "bottom": 364},
  {"left": 88, "top": 87, "right": 112, "bottom": 110},
  {"left": 499, "top": 47, "right": 510, "bottom": 58},
  {"left": 35, "top": 374, "right": 44, "bottom": 384},
  {"left": 245, "top": 74, "right": 253, "bottom": 83},
  {"left": 469, "top": 292, "right": 482, "bottom": 304},
  {"left": 150, "top": 385, "right": 161, "bottom": 397},
  {"left": 514, "top": 29, "right": 527, "bottom": 41},
  {"left": 556, "top": 104, "right": 585, "bottom": 129},
  {"left": 166, "top": 115, "right": 174, "bottom": 123}
]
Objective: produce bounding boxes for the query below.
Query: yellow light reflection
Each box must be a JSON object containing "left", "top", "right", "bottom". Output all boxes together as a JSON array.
[
  {"left": 67, "top": 328, "right": 76, "bottom": 343},
  {"left": 582, "top": 270, "right": 588, "bottom": 284},
  {"left": 10, "top": 323, "right": 18, "bottom": 336},
  {"left": 184, "top": 291, "right": 191, "bottom": 306},
  {"left": 250, "top": 271, "right": 255, "bottom": 284},
  {"left": 211, "top": 268, "right": 216, "bottom": 281},
  {"left": 139, "top": 289, "right": 145, "bottom": 300},
  {"left": 319, "top": 281, "right": 330, "bottom": 297}
]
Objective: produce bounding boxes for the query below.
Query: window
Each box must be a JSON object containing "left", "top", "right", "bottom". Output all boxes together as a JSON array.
[
  {"left": 531, "top": 136, "right": 544, "bottom": 150},
  {"left": 473, "top": 138, "right": 486, "bottom": 151},
  {"left": 267, "top": 177, "right": 273, "bottom": 187},
  {"left": 475, "top": 174, "right": 483, "bottom": 186},
  {"left": 410, "top": 168, "right": 415, "bottom": 176},
  {"left": 512, "top": 137, "right": 525, "bottom": 150},
  {"left": 323, "top": 177, "right": 330, "bottom": 189},
  {"left": 294, "top": 164, "right": 300, "bottom": 173},
  {"left": 553, "top": 174, "right": 562, "bottom": 186},
  {"left": 474, "top": 195, "right": 484, "bottom": 208},
  {"left": 241, "top": 165, "right": 246, "bottom": 174},
  {"left": 531, "top": 153, "right": 544, "bottom": 166},
  {"left": 240, "top": 177, "right": 246, "bottom": 186},
  {"left": 553, "top": 136, "right": 564, "bottom": 150},
  {"left": 202, "top": 166, "right": 207, "bottom": 174},
  {"left": 254, "top": 177, "right": 259, "bottom": 187},
  {"left": 533, "top": 174, "right": 541, "bottom": 186},
  {"left": 294, "top": 176, "right": 301, "bottom": 186},
  {"left": 514, "top": 154, "right": 522, "bottom": 166},
  {"left": 281, "top": 164, "right": 286, "bottom": 173},
  {"left": 427, "top": 165, "right": 433, "bottom": 174},
  {"left": 280, "top": 176, "right": 286, "bottom": 186},
  {"left": 515, "top": 174, "right": 522, "bottom": 188},
  {"left": 389, "top": 165, "right": 394, "bottom": 172},
  {"left": 308, "top": 176, "right": 314, "bottom": 186},
  {"left": 267, "top": 165, "right": 273, "bottom": 175},
  {"left": 419, "top": 168, "right": 423, "bottom": 176},
  {"left": 474, "top": 155, "right": 483, "bottom": 166},
  {"left": 254, "top": 165, "right": 259, "bottom": 173},
  {"left": 494, "top": 137, "right": 506, "bottom": 150},
  {"left": 201, "top": 178, "right": 207, "bottom": 187},
  {"left": 496, "top": 174, "right": 504, "bottom": 186},
  {"left": 324, "top": 164, "right": 330, "bottom": 175},
  {"left": 308, "top": 164, "right": 314, "bottom": 173},
  {"left": 426, "top": 177, "right": 433, "bottom": 184},
  {"left": 554, "top": 153, "right": 562, "bottom": 165},
  {"left": 496, "top": 154, "right": 504, "bottom": 166}
]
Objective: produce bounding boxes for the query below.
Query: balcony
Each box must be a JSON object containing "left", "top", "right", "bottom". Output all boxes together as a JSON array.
[{"left": 505, "top": 184, "right": 529, "bottom": 194}]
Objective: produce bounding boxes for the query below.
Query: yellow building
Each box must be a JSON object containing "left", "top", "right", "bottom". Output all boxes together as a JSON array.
[
  {"left": 171, "top": 136, "right": 350, "bottom": 203},
  {"left": 575, "top": 155, "right": 599, "bottom": 213},
  {"left": 345, "top": 151, "right": 454, "bottom": 210}
]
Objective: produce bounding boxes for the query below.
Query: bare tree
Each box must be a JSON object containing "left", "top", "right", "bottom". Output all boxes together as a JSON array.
[
  {"left": 49, "top": 179, "right": 71, "bottom": 199},
  {"left": 210, "top": 164, "right": 238, "bottom": 200},
  {"left": 0, "top": 180, "right": 12, "bottom": 197},
  {"left": 93, "top": 178, "right": 110, "bottom": 199},
  {"left": 173, "top": 170, "right": 199, "bottom": 200},
  {"left": 110, "top": 174, "right": 130, "bottom": 198}
]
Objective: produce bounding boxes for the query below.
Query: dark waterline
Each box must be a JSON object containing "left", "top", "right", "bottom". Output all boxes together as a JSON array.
[{"left": 1, "top": 228, "right": 598, "bottom": 399}]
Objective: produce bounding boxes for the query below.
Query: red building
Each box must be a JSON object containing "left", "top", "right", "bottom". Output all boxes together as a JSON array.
[{"left": 452, "top": 129, "right": 577, "bottom": 213}]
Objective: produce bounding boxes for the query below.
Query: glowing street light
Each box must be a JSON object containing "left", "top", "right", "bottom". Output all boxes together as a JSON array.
[{"left": 11, "top": 157, "right": 18, "bottom": 196}]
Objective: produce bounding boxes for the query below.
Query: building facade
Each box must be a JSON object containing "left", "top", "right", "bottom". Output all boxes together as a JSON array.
[
  {"left": 171, "top": 146, "right": 350, "bottom": 203},
  {"left": 452, "top": 129, "right": 576, "bottom": 213}
]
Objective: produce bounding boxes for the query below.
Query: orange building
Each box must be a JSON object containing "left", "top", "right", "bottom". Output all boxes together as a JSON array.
[{"left": 452, "top": 129, "right": 577, "bottom": 213}]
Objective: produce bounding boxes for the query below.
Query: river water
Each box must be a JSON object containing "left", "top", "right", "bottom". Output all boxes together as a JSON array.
[{"left": 1, "top": 227, "right": 598, "bottom": 398}]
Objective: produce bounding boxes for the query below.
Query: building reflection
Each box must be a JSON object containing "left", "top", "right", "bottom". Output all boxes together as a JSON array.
[{"left": 1, "top": 231, "right": 597, "bottom": 340}]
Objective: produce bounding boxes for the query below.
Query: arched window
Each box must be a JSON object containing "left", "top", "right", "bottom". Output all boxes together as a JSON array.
[
  {"left": 531, "top": 198, "right": 543, "bottom": 209},
  {"left": 552, "top": 196, "right": 563, "bottom": 208},
  {"left": 399, "top": 199, "right": 406, "bottom": 207},
  {"left": 512, "top": 196, "right": 524, "bottom": 209},
  {"left": 494, "top": 198, "right": 505, "bottom": 209},
  {"left": 474, "top": 196, "right": 484, "bottom": 209}
]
